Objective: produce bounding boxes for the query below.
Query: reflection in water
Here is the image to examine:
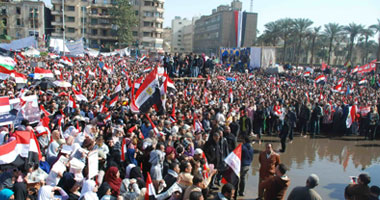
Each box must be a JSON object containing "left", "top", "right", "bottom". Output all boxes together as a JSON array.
[{"left": 244, "top": 136, "right": 380, "bottom": 200}]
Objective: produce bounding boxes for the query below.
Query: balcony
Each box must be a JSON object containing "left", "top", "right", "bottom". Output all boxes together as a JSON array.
[
  {"left": 51, "top": 10, "right": 61, "bottom": 15},
  {"left": 51, "top": 32, "right": 62, "bottom": 37},
  {"left": 88, "top": 23, "right": 111, "bottom": 28},
  {"left": 88, "top": 13, "right": 112, "bottom": 18},
  {"left": 51, "top": 0, "right": 61, "bottom": 4},
  {"left": 51, "top": 21, "right": 63, "bottom": 26},
  {"left": 88, "top": 34, "right": 117, "bottom": 40}
]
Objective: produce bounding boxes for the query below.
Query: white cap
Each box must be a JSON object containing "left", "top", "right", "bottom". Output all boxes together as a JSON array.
[{"left": 194, "top": 148, "right": 203, "bottom": 155}]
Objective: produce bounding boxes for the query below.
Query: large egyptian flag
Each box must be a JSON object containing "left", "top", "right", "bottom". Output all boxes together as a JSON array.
[
  {"left": 145, "top": 172, "right": 156, "bottom": 200},
  {"left": 0, "top": 130, "right": 42, "bottom": 168},
  {"left": 0, "top": 67, "right": 13, "bottom": 80},
  {"left": 11, "top": 72, "right": 28, "bottom": 84},
  {"left": 234, "top": 10, "right": 243, "bottom": 47},
  {"left": 132, "top": 67, "right": 161, "bottom": 113},
  {"left": 222, "top": 144, "right": 242, "bottom": 186}
]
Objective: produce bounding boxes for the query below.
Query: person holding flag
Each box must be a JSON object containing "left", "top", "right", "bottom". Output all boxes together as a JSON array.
[{"left": 238, "top": 136, "right": 254, "bottom": 197}]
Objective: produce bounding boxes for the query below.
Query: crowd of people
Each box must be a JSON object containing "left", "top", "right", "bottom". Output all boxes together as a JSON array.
[{"left": 0, "top": 51, "right": 379, "bottom": 200}]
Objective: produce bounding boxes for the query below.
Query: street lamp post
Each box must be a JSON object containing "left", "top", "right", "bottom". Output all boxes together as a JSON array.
[{"left": 62, "top": 0, "right": 65, "bottom": 56}]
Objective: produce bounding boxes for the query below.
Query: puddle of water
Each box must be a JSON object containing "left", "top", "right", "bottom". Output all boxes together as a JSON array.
[{"left": 243, "top": 136, "right": 380, "bottom": 200}]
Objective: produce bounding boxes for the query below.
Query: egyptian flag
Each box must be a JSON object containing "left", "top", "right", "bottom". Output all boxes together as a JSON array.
[
  {"left": 0, "top": 67, "right": 13, "bottom": 80},
  {"left": 143, "top": 67, "right": 152, "bottom": 73},
  {"left": 145, "top": 114, "right": 159, "bottom": 136},
  {"left": 304, "top": 92, "right": 310, "bottom": 102},
  {"left": 358, "top": 78, "right": 368, "bottom": 86},
  {"left": 109, "top": 95, "right": 118, "bottom": 107},
  {"left": 11, "top": 72, "right": 27, "bottom": 84},
  {"left": 314, "top": 74, "right": 326, "bottom": 84},
  {"left": 121, "top": 138, "right": 127, "bottom": 162},
  {"left": 34, "top": 67, "right": 54, "bottom": 79},
  {"left": 68, "top": 94, "right": 77, "bottom": 109},
  {"left": 207, "top": 75, "right": 212, "bottom": 85},
  {"left": 222, "top": 144, "right": 242, "bottom": 186},
  {"left": 0, "top": 96, "right": 11, "bottom": 113},
  {"left": 140, "top": 55, "right": 148, "bottom": 63},
  {"left": 135, "top": 76, "right": 144, "bottom": 89},
  {"left": 321, "top": 62, "right": 327, "bottom": 71},
  {"left": 145, "top": 172, "right": 156, "bottom": 200},
  {"left": 99, "top": 101, "right": 108, "bottom": 113},
  {"left": 163, "top": 73, "right": 176, "bottom": 92},
  {"left": 227, "top": 65, "right": 231, "bottom": 73},
  {"left": 303, "top": 71, "right": 311, "bottom": 77},
  {"left": 0, "top": 131, "right": 42, "bottom": 167},
  {"left": 40, "top": 105, "right": 51, "bottom": 116},
  {"left": 134, "top": 67, "right": 161, "bottom": 113},
  {"left": 202, "top": 152, "right": 210, "bottom": 179},
  {"left": 60, "top": 56, "right": 73, "bottom": 66},
  {"left": 170, "top": 104, "right": 177, "bottom": 123},
  {"left": 113, "top": 80, "right": 122, "bottom": 94},
  {"left": 346, "top": 105, "right": 357, "bottom": 128},
  {"left": 229, "top": 88, "right": 233, "bottom": 103},
  {"left": 273, "top": 105, "right": 282, "bottom": 117},
  {"left": 72, "top": 86, "right": 88, "bottom": 102},
  {"left": 126, "top": 78, "right": 132, "bottom": 91},
  {"left": 105, "top": 114, "right": 111, "bottom": 122}
]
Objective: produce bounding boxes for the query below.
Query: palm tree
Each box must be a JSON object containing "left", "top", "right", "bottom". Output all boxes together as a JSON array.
[
  {"left": 343, "top": 23, "right": 364, "bottom": 62},
  {"left": 360, "top": 27, "right": 374, "bottom": 63},
  {"left": 278, "top": 18, "right": 294, "bottom": 64},
  {"left": 263, "top": 21, "right": 281, "bottom": 46},
  {"left": 324, "top": 23, "right": 343, "bottom": 65},
  {"left": 309, "top": 26, "right": 321, "bottom": 67},
  {"left": 370, "top": 19, "right": 380, "bottom": 63},
  {"left": 293, "top": 18, "right": 313, "bottom": 67}
]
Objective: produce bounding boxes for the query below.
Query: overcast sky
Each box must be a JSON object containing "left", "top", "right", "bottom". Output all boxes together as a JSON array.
[{"left": 163, "top": 0, "right": 380, "bottom": 36}]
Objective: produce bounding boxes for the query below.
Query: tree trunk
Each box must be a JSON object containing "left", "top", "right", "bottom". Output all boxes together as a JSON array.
[
  {"left": 327, "top": 37, "right": 333, "bottom": 65},
  {"left": 296, "top": 35, "right": 302, "bottom": 67},
  {"left": 282, "top": 37, "right": 287, "bottom": 64},
  {"left": 364, "top": 36, "right": 369, "bottom": 63},
  {"left": 310, "top": 36, "right": 316, "bottom": 67},
  {"left": 348, "top": 38, "right": 354, "bottom": 62}
]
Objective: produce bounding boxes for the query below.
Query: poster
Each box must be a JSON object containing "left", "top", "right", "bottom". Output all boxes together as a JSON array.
[{"left": 87, "top": 150, "right": 98, "bottom": 179}]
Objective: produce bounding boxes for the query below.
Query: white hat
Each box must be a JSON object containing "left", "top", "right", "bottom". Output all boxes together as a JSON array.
[{"left": 194, "top": 148, "right": 203, "bottom": 155}]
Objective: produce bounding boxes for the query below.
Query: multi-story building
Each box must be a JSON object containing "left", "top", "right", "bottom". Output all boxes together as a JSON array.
[
  {"left": 181, "top": 17, "right": 198, "bottom": 54},
  {"left": 0, "top": 0, "right": 45, "bottom": 40},
  {"left": 162, "top": 27, "right": 171, "bottom": 53},
  {"left": 170, "top": 16, "right": 191, "bottom": 53},
  {"left": 193, "top": 0, "right": 257, "bottom": 55},
  {"left": 50, "top": 0, "right": 165, "bottom": 52}
]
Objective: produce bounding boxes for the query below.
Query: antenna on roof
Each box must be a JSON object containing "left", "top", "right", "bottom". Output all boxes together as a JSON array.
[{"left": 250, "top": 0, "right": 253, "bottom": 12}]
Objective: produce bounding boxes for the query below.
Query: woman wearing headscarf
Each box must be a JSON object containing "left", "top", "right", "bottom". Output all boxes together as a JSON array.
[
  {"left": 0, "top": 188, "right": 14, "bottom": 200},
  {"left": 38, "top": 185, "right": 68, "bottom": 200},
  {"left": 126, "top": 148, "right": 138, "bottom": 166},
  {"left": 97, "top": 182, "right": 112, "bottom": 200},
  {"left": 80, "top": 180, "right": 99, "bottom": 200},
  {"left": 104, "top": 167, "right": 122, "bottom": 197}
]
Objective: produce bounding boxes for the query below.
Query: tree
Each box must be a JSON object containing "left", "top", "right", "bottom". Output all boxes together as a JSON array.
[
  {"left": 360, "top": 27, "right": 374, "bottom": 63},
  {"left": 293, "top": 18, "right": 313, "bottom": 67},
  {"left": 110, "top": 0, "right": 137, "bottom": 47},
  {"left": 309, "top": 26, "right": 321, "bottom": 67},
  {"left": 324, "top": 23, "right": 343, "bottom": 65},
  {"left": 344, "top": 23, "right": 364, "bottom": 62},
  {"left": 278, "top": 18, "right": 294, "bottom": 64},
  {"left": 0, "top": 20, "right": 5, "bottom": 35},
  {"left": 262, "top": 21, "right": 281, "bottom": 46},
  {"left": 370, "top": 19, "right": 380, "bottom": 63}
]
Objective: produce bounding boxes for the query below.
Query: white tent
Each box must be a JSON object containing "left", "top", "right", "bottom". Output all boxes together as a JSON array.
[{"left": 23, "top": 48, "right": 40, "bottom": 57}]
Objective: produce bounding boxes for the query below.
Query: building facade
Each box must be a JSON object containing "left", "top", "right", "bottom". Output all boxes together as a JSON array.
[
  {"left": 162, "top": 27, "right": 171, "bottom": 53},
  {"left": 193, "top": 0, "right": 257, "bottom": 55},
  {"left": 170, "top": 16, "right": 191, "bottom": 53},
  {"left": 50, "top": 0, "right": 164, "bottom": 52},
  {"left": 0, "top": 0, "right": 45, "bottom": 40}
]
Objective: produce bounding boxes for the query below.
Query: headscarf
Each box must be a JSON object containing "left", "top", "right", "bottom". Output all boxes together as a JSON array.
[
  {"left": 13, "top": 182, "right": 27, "bottom": 200},
  {"left": 57, "top": 172, "right": 76, "bottom": 193},
  {"left": 80, "top": 179, "right": 99, "bottom": 200},
  {"left": 149, "top": 149, "right": 165, "bottom": 166},
  {"left": 125, "top": 164, "right": 136, "bottom": 178},
  {"left": 37, "top": 185, "right": 53, "bottom": 200},
  {"left": 126, "top": 148, "right": 137, "bottom": 165},
  {"left": 104, "top": 166, "right": 122, "bottom": 197},
  {"left": 0, "top": 188, "right": 14, "bottom": 200},
  {"left": 97, "top": 182, "right": 111, "bottom": 199}
]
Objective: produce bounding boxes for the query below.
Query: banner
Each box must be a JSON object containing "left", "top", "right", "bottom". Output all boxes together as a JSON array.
[
  {"left": 66, "top": 38, "right": 85, "bottom": 56},
  {"left": 0, "top": 36, "right": 37, "bottom": 51},
  {"left": 234, "top": 11, "right": 242, "bottom": 48},
  {"left": 261, "top": 47, "right": 276, "bottom": 69},
  {"left": 250, "top": 47, "right": 261, "bottom": 69}
]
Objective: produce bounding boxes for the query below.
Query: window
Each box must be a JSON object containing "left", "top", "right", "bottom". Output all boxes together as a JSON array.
[
  {"left": 91, "top": 18, "right": 98, "bottom": 25},
  {"left": 99, "top": 19, "right": 109, "bottom": 24},
  {"left": 92, "top": 29, "right": 98, "bottom": 35},
  {"left": 178, "top": 39, "right": 181, "bottom": 42},
  {"left": 144, "top": 1, "right": 152, "bottom": 6},
  {"left": 178, "top": 34, "right": 181, "bottom": 37},
  {"left": 67, "top": 6, "right": 75, "bottom": 11},
  {"left": 143, "top": 32, "right": 150, "bottom": 37},
  {"left": 144, "top": 11, "right": 152, "bottom": 17},
  {"left": 91, "top": 9, "right": 98, "bottom": 14},
  {"left": 132, "top": 31, "right": 138, "bottom": 36},
  {"left": 178, "top": 22, "right": 182, "bottom": 25},
  {"left": 135, "top": 10, "right": 139, "bottom": 16},
  {"left": 16, "top": 18, "right": 21, "bottom": 26},
  {"left": 178, "top": 30, "right": 182, "bottom": 33},
  {"left": 16, "top": 7, "right": 21, "bottom": 14},
  {"left": 142, "top": 42, "right": 150, "bottom": 47},
  {"left": 81, "top": 17, "right": 86, "bottom": 24},
  {"left": 143, "top": 21, "right": 151, "bottom": 27},
  {"left": 67, "top": 17, "right": 75, "bottom": 22},
  {"left": 81, "top": 28, "right": 86, "bottom": 33},
  {"left": 102, "top": 29, "right": 107, "bottom": 36},
  {"left": 68, "top": 28, "right": 75, "bottom": 33}
]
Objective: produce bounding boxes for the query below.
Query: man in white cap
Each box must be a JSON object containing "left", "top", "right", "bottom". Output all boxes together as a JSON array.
[{"left": 287, "top": 173, "right": 322, "bottom": 200}]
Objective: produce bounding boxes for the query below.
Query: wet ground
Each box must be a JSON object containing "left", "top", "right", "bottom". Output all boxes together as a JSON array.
[{"left": 240, "top": 135, "right": 380, "bottom": 200}]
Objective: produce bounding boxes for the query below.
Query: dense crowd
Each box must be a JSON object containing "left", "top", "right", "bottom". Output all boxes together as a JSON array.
[{"left": 0, "top": 51, "right": 379, "bottom": 200}]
